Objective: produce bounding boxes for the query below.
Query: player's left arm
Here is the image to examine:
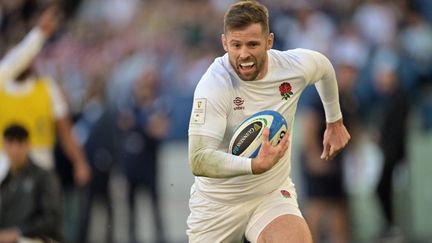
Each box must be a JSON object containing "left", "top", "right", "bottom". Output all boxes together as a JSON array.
[{"left": 305, "top": 50, "right": 351, "bottom": 160}]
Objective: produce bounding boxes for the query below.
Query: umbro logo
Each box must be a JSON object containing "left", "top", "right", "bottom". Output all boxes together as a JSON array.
[{"left": 233, "top": 97, "right": 245, "bottom": 110}]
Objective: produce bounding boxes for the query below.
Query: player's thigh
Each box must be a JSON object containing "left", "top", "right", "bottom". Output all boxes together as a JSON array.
[
  {"left": 187, "top": 191, "right": 249, "bottom": 243},
  {"left": 257, "top": 214, "right": 312, "bottom": 243},
  {"left": 245, "top": 184, "right": 309, "bottom": 243}
]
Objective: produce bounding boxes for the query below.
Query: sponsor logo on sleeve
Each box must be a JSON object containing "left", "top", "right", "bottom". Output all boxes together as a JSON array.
[{"left": 191, "top": 98, "right": 207, "bottom": 124}]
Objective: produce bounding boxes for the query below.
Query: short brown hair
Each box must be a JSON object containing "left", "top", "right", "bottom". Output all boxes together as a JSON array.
[{"left": 224, "top": 0, "right": 269, "bottom": 35}]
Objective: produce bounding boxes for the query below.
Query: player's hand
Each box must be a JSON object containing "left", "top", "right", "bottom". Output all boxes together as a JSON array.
[
  {"left": 320, "top": 118, "right": 350, "bottom": 161},
  {"left": 38, "top": 5, "right": 58, "bottom": 38},
  {"left": 73, "top": 160, "right": 91, "bottom": 187},
  {"left": 252, "top": 128, "right": 289, "bottom": 174}
]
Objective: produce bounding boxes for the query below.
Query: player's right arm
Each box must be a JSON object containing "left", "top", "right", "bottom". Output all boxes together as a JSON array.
[
  {"left": 0, "top": 6, "right": 57, "bottom": 84},
  {"left": 189, "top": 128, "right": 289, "bottom": 177},
  {"left": 188, "top": 134, "right": 252, "bottom": 178}
]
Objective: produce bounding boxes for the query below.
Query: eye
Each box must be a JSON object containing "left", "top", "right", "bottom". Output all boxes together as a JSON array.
[
  {"left": 232, "top": 43, "right": 241, "bottom": 49},
  {"left": 248, "top": 42, "right": 259, "bottom": 48}
]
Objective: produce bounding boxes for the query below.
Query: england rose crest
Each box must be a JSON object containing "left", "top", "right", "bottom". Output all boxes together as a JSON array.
[{"left": 279, "top": 82, "right": 293, "bottom": 100}]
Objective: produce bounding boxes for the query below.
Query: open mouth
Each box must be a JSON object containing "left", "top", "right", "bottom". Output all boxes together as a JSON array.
[{"left": 239, "top": 62, "right": 255, "bottom": 72}]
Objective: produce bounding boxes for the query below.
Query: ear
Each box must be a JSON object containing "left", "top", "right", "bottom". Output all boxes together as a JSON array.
[
  {"left": 221, "top": 34, "right": 228, "bottom": 52},
  {"left": 267, "top": 33, "right": 274, "bottom": 50}
]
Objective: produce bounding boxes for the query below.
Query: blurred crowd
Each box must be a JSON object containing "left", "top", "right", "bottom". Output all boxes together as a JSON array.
[{"left": 0, "top": 0, "right": 431, "bottom": 242}]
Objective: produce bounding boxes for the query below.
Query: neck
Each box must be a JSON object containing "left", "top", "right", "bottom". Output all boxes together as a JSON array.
[{"left": 256, "top": 54, "right": 269, "bottom": 80}]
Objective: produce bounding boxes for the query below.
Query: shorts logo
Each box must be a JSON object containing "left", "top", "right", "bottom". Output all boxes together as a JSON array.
[
  {"left": 233, "top": 97, "right": 245, "bottom": 110},
  {"left": 280, "top": 190, "right": 291, "bottom": 198}
]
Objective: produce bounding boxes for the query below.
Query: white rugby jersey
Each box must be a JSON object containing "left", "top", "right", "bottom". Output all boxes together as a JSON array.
[{"left": 188, "top": 48, "right": 341, "bottom": 204}]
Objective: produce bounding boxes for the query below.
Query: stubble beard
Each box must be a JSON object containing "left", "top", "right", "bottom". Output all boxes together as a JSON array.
[{"left": 231, "top": 57, "right": 262, "bottom": 81}]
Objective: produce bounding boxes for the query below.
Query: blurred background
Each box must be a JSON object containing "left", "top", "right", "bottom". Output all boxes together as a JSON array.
[{"left": 0, "top": 0, "right": 431, "bottom": 242}]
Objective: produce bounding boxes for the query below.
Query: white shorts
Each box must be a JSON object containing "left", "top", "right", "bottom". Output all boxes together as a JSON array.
[{"left": 186, "top": 181, "right": 303, "bottom": 243}]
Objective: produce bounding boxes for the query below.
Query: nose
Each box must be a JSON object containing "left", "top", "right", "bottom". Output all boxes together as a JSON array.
[{"left": 238, "top": 46, "right": 251, "bottom": 60}]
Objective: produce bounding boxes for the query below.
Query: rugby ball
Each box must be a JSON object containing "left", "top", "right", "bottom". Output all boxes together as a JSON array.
[{"left": 228, "top": 110, "right": 287, "bottom": 158}]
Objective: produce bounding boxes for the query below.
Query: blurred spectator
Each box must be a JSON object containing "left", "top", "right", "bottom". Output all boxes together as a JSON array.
[
  {"left": 0, "top": 124, "right": 62, "bottom": 242},
  {"left": 117, "top": 68, "right": 171, "bottom": 243},
  {"left": 399, "top": 6, "right": 432, "bottom": 131},
  {"left": 301, "top": 48, "right": 360, "bottom": 243},
  {"left": 0, "top": 5, "right": 90, "bottom": 187},
  {"left": 330, "top": 23, "right": 369, "bottom": 70},
  {"left": 353, "top": 0, "right": 400, "bottom": 47},
  {"left": 399, "top": 7, "right": 432, "bottom": 83},
  {"left": 0, "top": 7, "right": 91, "bottom": 243},
  {"left": 107, "top": 50, "right": 158, "bottom": 109},
  {"left": 76, "top": 73, "right": 118, "bottom": 243},
  {"left": 275, "top": 1, "right": 336, "bottom": 54},
  {"left": 372, "top": 56, "right": 411, "bottom": 241},
  {"left": 413, "top": 0, "right": 432, "bottom": 23}
]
